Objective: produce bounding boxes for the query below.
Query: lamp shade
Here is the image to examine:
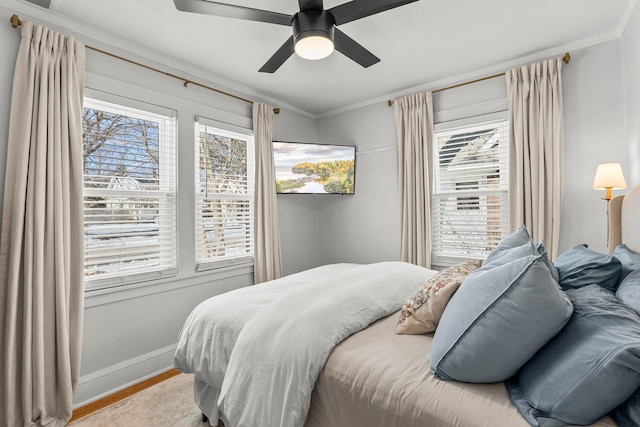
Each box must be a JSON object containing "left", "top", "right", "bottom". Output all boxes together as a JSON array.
[
  {"left": 295, "top": 36, "right": 334, "bottom": 60},
  {"left": 593, "top": 163, "right": 627, "bottom": 189}
]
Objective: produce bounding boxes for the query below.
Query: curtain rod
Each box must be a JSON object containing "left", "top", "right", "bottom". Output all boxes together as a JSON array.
[
  {"left": 387, "top": 52, "right": 571, "bottom": 107},
  {"left": 9, "top": 14, "right": 280, "bottom": 114}
]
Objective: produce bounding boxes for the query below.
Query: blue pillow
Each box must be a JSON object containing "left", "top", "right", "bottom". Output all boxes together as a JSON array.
[
  {"left": 535, "top": 241, "right": 560, "bottom": 283},
  {"left": 506, "top": 285, "right": 640, "bottom": 426},
  {"left": 482, "top": 240, "right": 560, "bottom": 285},
  {"left": 617, "top": 269, "right": 640, "bottom": 316},
  {"left": 554, "top": 244, "right": 622, "bottom": 291},
  {"left": 613, "top": 388, "right": 640, "bottom": 427},
  {"left": 482, "top": 240, "right": 537, "bottom": 269},
  {"left": 485, "top": 224, "right": 530, "bottom": 265},
  {"left": 483, "top": 225, "right": 559, "bottom": 282},
  {"left": 612, "top": 244, "right": 640, "bottom": 281},
  {"left": 430, "top": 254, "right": 573, "bottom": 383}
]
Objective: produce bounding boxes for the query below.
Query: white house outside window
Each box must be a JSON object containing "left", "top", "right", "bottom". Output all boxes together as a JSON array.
[
  {"left": 432, "top": 115, "right": 509, "bottom": 266},
  {"left": 82, "top": 97, "right": 177, "bottom": 290},
  {"left": 195, "top": 118, "right": 255, "bottom": 270}
]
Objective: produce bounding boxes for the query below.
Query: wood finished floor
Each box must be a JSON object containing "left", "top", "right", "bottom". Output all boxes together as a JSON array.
[{"left": 68, "top": 372, "right": 209, "bottom": 426}]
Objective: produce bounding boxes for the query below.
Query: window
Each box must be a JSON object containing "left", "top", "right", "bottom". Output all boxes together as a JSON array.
[
  {"left": 195, "top": 118, "right": 254, "bottom": 269},
  {"left": 83, "top": 98, "right": 177, "bottom": 289},
  {"left": 432, "top": 116, "right": 509, "bottom": 265}
]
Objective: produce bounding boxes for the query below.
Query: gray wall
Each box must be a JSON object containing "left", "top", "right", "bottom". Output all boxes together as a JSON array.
[
  {"left": 78, "top": 71, "right": 317, "bottom": 404},
  {"left": 1, "top": 0, "right": 638, "bottom": 409},
  {"left": 0, "top": 10, "right": 21, "bottom": 234},
  {"left": 314, "top": 75, "right": 509, "bottom": 266},
  {"left": 316, "top": 102, "right": 399, "bottom": 266},
  {"left": 0, "top": 2, "right": 319, "bottom": 406},
  {"left": 316, "top": 38, "right": 629, "bottom": 260},
  {"left": 274, "top": 115, "right": 321, "bottom": 275},
  {"left": 622, "top": 1, "right": 640, "bottom": 187},
  {"left": 561, "top": 40, "right": 627, "bottom": 254}
]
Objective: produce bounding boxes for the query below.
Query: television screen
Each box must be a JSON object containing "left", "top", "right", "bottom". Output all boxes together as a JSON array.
[{"left": 273, "top": 142, "right": 356, "bottom": 194}]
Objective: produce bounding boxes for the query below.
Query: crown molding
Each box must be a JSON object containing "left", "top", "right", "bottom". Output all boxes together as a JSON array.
[
  {"left": 617, "top": 0, "right": 638, "bottom": 37},
  {"left": 2, "top": 0, "right": 315, "bottom": 118},
  {"left": 317, "top": 28, "right": 627, "bottom": 119},
  {"left": 49, "top": 0, "right": 62, "bottom": 13},
  {"left": 5, "top": 0, "right": 636, "bottom": 120}
]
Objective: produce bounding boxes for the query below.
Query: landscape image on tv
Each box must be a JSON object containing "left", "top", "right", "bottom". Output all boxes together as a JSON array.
[{"left": 273, "top": 142, "right": 356, "bottom": 194}]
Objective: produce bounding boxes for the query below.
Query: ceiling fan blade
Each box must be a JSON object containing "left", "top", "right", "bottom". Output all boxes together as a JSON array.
[
  {"left": 333, "top": 28, "right": 380, "bottom": 68},
  {"left": 298, "top": 0, "right": 323, "bottom": 11},
  {"left": 328, "top": 0, "right": 419, "bottom": 25},
  {"left": 259, "top": 36, "right": 296, "bottom": 73},
  {"left": 173, "top": 0, "right": 292, "bottom": 26}
]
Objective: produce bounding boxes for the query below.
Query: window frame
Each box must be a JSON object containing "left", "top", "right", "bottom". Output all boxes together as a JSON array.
[
  {"left": 431, "top": 111, "right": 510, "bottom": 267},
  {"left": 82, "top": 96, "right": 178, "bottom": 291},
  {"left": 194, "top": 116, "right": 255, "bottom": 272}
]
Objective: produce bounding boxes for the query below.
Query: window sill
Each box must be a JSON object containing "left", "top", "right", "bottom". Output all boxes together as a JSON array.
[
  {"left": 431, "top": 254, "right": 485, "bottom": 271},
  {"left": 196, "top": 256, "right": 253, "bottom": 272},
  {"left": 84, "top": 263, "right": 254, "bottom": 308}
]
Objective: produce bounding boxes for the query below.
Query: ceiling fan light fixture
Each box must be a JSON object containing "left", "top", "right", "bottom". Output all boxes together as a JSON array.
[
  {"left": 292, "top": 9, "right": 335, "bottom": 61},
  {"left": 295, "top": 35, "right": 334, "bottom": 60}
]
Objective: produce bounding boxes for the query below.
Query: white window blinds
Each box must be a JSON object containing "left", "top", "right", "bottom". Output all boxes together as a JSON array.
[
  {"left": 195, "top": 118, "right": 254, "bottom": 269},
  {"left": 83, "top": 98, "right": 177, "bottom": 289},
  {"left": 432, "top": 116, "right": 509, "bottom": 264}
]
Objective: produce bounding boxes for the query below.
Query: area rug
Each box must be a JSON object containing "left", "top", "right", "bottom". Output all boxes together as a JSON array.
[{"left": 69, "top": 373, "right": 206, "bottom": 426}]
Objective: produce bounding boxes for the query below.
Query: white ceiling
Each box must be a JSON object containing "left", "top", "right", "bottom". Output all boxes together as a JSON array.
[{"left": 36, "top": 0, "right": 637, "bottom": 115}]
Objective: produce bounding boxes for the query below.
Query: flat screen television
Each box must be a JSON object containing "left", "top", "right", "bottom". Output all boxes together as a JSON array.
[{"left": 273, "top": 141, "right": 356, "bottom": 194}]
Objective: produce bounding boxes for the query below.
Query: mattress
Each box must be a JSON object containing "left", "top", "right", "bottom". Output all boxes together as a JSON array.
[{"left": 305, "top": 313, "right": 616, "bottom": 427}]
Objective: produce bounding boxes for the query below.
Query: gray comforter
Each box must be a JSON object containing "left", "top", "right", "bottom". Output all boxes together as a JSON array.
[{"left": 174, "top": 261, "right": 434, "bottom": 427}]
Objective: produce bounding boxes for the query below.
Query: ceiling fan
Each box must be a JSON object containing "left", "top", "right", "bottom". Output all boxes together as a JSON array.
[{"left": 173, "top": 0, "right": 420, "bottom": 73}]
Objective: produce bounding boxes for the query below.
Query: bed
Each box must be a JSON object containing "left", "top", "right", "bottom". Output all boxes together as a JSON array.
[{"left": 174, "top": 185, "right": 640, "bottom": 427}]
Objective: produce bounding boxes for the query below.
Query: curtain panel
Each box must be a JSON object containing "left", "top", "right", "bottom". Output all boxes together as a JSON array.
[
  {"left": 393, "top": 92, "right": 434, "bottom": 268},
  {"left": 506, "top": 57, "right": 564, "bottom": 259},
  {"left": 0, "top": 22, "right": 85, "bottom": 427},
  {"left": 253, "top": 103, "right": 283, "bottom": 283}
]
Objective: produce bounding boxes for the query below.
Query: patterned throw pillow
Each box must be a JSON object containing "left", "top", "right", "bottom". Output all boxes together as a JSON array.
[{"left": 396, "top": 260, "right": 482, "bottom": 335}]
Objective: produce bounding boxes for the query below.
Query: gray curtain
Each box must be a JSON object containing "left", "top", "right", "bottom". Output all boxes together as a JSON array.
[
  {"left": 506, "top": 58, "right": 564, "bottom": 259},
  {"left": 393, "top": 92, "right": 434, "bottom": 268},
  {"left": 252, "top": 103, "right": 283, "bottom": 283},
  {"left": 0, "top": 22, "right": 85, "bottom": 427}
]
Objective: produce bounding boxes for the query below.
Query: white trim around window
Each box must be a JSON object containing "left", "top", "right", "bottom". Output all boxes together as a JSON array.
[
  {"left": 82, "top": 96, "right": 178, "bottom": 291},
  {"left": 431, "top": 111, "right": 510, "bottom": 267},
  {"left": 194, "top": 116, "right": 255, "bottom": 271}
]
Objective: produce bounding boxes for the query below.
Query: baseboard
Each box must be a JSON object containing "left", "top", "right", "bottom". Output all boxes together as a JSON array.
[
  {"left": 74, "top": 343, "right": 177, "bottom": 408},
  {"left": 70, "top": 369, "right": 181, "bottom": 423}
]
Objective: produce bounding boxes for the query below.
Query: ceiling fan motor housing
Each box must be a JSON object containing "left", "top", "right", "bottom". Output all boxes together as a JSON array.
[{"left": 292, "top": 9, "right": 336, "bottom": 45}]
